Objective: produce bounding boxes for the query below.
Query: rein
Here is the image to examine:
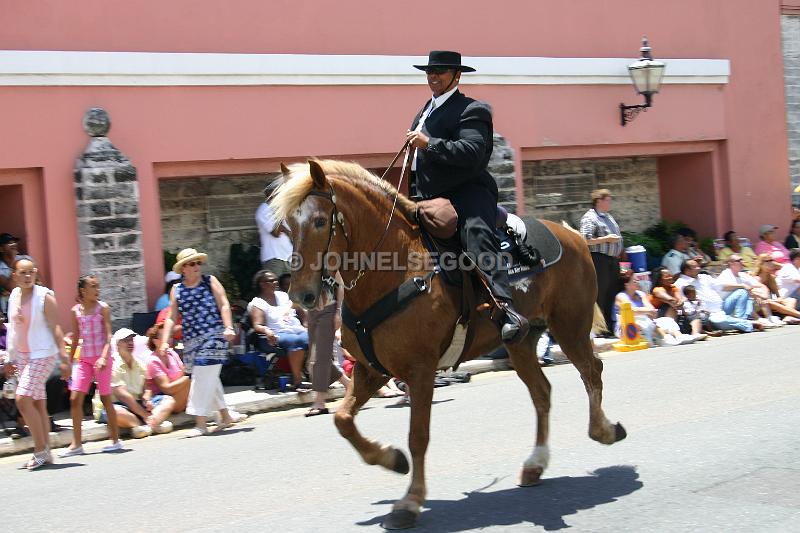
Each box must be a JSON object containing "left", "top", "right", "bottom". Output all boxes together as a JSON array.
[{"left": 309, "top": 140, "right": 412, "bottom": 292}]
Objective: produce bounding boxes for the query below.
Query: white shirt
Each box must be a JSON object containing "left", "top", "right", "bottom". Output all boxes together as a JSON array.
[
  {"left": 776, "top": 262, "right": 800, "bottom": 298},
  {"left": 411, "top": 85, "right": 459, "bottom": 171},
  {"left": 675, "top": 273, "right": 723, "bottom": 313},
  {"left": 255, "top": 202, "right": 292, "bottom": 263},
  {"left": 247, "top": 293, "right": 305, "bottom": 335},
  {"left": 715, "top": 268, "right": 758, "bottom": 299}
]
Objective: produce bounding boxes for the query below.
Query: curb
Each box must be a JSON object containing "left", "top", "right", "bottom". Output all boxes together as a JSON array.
[{"left": 1, "top": 338, "right": 617, "bottom": 458}]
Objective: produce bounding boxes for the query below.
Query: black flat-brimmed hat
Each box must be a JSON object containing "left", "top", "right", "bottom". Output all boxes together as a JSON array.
[{"left": 413, "top": 50, "right": 475, "bottom": 72}]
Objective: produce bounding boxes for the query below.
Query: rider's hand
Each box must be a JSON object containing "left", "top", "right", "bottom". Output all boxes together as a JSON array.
[{"left": 406, "top": 130, "right": 429, "bottom": 150}]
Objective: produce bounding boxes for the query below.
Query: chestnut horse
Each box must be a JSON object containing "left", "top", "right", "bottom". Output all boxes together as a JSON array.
[{"left": 272, "top": 159, "right": 626, "bottom": 529}]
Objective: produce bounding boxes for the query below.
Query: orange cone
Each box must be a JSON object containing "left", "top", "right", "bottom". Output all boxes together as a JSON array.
[{"left": 613, "top": 302, "right": 649, "bottom": 352}]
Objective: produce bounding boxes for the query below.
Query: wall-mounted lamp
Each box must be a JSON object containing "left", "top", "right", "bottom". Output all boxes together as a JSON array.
[{"left": 620, "top": 37, "right": 666, "bottom": 126}]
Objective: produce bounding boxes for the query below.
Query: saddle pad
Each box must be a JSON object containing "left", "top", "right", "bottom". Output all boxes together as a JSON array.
[{"left": 499, "top": 217, "right": 562, "bottom": 282}]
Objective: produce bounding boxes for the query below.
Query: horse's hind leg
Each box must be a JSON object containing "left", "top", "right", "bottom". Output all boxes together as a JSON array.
[
  {"left": 506, "top": 328, "right": 552, "bottom": 487},
  {"left": 334, "top": 363, "right": 409, "bottom": 473},
  {"left": 550, "top": 320, "right": 626, "bottom": 445}
]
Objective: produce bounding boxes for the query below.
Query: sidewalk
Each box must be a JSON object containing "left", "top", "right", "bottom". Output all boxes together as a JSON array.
[{"left": 0, "top": 338, "right": 617, "bottom": 458}]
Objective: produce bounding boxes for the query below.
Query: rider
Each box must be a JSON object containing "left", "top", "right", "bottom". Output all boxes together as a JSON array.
[{"left": 406, "top": 50, "right": 529, "bottom": 343}]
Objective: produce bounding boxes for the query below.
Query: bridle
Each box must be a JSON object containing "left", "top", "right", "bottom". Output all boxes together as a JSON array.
[{"left": 302, "top": 140, "right": 411, "bottom": 292}]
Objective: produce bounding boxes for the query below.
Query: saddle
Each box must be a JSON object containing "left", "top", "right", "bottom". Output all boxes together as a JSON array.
[
  {"left": 419, "top": 211, "right": 562, "bottom": 287},
  {"left": 416, "top": 211, "right": 563, "bottom": 369}
]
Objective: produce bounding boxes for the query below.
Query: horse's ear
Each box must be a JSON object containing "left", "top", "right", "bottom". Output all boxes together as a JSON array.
[
  {"left": 308, "top": 160, "right": 327, "bottom": 189},
  {"left": 280, "top": 163, "right": 290, "bottom": 178}
]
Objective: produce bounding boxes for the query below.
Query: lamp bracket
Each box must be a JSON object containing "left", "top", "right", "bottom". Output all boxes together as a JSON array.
[{"left": 619, "top": 93, "right": 653, "bottom": 126}]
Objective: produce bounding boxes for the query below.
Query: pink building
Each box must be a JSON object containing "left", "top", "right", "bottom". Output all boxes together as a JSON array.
[{"left": 0, "top": 0, "right": 795, "bottom": 325}]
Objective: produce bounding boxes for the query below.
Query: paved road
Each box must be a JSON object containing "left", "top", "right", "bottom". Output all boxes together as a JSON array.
[{"left": 4, "top": 327, "right": 799, "bottom": 532}]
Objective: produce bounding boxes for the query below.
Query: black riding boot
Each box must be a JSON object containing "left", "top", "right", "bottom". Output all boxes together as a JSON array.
[{"left": 498, "top": 298, "right": 530, "bottom": 344}]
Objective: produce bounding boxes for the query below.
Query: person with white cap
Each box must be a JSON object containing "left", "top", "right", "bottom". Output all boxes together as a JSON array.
[
  {"left": 754, "top": 224, "right": 791, "bottom": 264},
  {"left": 159, "top": 248, "right": 246, "bottom": 436},
  {"left": 155, "top": 271, "right": 182, "bottom": 312},
  {"left": 92, "top": 328, "right": 172, "bottom": 438}
]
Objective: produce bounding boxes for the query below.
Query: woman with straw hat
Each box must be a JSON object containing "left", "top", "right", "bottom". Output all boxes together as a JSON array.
[{"left": 159, "top": 249, "right": 246, "bottom": 436}]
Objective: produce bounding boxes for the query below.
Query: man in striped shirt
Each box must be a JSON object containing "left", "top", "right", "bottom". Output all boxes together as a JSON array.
[{"left": 580, "top": 189, "right": 624, "bottom": 336}]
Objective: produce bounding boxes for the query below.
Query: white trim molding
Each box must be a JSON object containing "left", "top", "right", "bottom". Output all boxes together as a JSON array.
[{"left": 0, "top": 50, "right": 730, "bottom": 87}]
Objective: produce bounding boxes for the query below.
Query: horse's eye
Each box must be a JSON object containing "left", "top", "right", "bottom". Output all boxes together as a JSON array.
[{"left": 314, "top": 217, "right": 327, "bottom": 229}]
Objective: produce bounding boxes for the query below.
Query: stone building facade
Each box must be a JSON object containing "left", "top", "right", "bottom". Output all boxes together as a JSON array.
[
  {"left": 74, "top": 108, "right": 148, "bottom": 327},
  {"left": 783, "top": 13, "right": 800, "bottom": 205},
  {"left": 522, "top": 157, "right": 660, "bottom": 233},
  {"left": 159, "top": 174, "right": 267, "bottom": 276}
]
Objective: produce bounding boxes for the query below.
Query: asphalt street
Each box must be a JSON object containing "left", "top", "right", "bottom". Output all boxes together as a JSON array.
[{"left": 4, "top": 327, "right": 799, "bottom": 532}]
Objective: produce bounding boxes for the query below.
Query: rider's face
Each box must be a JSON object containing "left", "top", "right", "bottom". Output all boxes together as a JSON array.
[{"left": 426, "top": 68, "right": 459, "bottom": 97}]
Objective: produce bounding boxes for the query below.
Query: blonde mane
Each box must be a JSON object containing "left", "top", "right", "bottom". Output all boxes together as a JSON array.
[{"left": 270, "top": 159, "right": 417, "bottom": 223}]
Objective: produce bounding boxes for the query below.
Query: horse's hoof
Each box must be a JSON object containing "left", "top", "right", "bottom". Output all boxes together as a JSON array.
[
  {"left": 382, "top": 509, "right": 418, "bottom": 530},
  {"left": 615, "top": 422, "right": 627, "bottom": 442},
  {"left": 519, "top": 466, "right": 543, "bottom": 487},
  {"left": 392, "top": 448, "right": 410, "bottom": 475}
]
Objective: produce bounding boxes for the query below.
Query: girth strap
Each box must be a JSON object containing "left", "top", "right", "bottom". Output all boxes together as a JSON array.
[{"left": 341, "top": 271, "right": 436, "bottom": 377}]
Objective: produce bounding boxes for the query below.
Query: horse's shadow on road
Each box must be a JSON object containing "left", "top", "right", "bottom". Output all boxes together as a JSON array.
[{"left": 359, "top": 465, "right": 642, "bottom": 531}]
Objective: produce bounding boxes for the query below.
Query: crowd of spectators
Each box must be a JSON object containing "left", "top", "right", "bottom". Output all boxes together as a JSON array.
[{"left": 614, "top": 220, "right": 800, "bottom": 348}]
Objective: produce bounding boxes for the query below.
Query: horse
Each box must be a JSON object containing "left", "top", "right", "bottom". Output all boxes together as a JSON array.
[{"left": 271, "top": 159, "right": 627, "bottom": 529}]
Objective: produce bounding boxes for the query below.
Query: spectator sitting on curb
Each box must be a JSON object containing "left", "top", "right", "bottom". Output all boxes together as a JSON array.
[
  {"left": 751, "top": 254, "right": 800, "bottom": 324},
  {"left": 776, "top": 248, "right": 800, "bottom": 301},
  {"left": 677, "top": 227, "right": 712, "bottom": 267},
  {"left": 0, "top": 233, "right": 32, "bottom": 316},
  {"left": 248, "top": 269, "right": 309, "bottom": 391},
  {"left": 661, "top": 234, "right": 694, "bottom": 275},
  {"left": 613, "top": 269, "right": 662, "bottom": 345},
  {"left": 754, "top": 224, "right": 791, "bottom": 264},
  {"left": 674, "top": 259, "right": 762, "bottom": 334},
  {"left": 145, "top": 323, "right": 188, "bottom": 432},
  {"left": 92, "top": 328, "right": 169, "bottom": 438},
  {"left": 785, "top": 219, "right": 800, "bottom": 250},
  {"left": 715, "top": 254, "right": 760, "bottom": 320},
  {"left": 717, "top": 230, "right": 758, "bottom": 271}
]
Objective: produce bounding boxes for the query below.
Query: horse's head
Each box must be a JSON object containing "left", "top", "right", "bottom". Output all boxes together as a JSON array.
[{"left": 271, "top": 160, "right": 348, "bottom": 309}]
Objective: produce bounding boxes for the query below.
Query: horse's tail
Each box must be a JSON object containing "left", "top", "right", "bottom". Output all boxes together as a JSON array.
[{"left": 592, "top": 303, "right": 607, "bottom": 335}]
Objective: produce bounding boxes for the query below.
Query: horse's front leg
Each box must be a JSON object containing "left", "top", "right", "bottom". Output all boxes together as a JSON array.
[
  {"left": 383, "top": 369, "right": 435, "bottom": 530},
  {"left": 334, "top": 362, "right": 409, "bottom": 473}
]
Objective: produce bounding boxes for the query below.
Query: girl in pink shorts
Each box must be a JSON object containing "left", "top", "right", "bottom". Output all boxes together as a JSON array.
[{"left": 60, "top": 274, "right": 121, "bottom": 457}]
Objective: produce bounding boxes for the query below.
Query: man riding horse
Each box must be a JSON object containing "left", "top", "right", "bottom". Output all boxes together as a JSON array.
[{"left": 405, "top": 50, "right": 529, "bottom": 343}]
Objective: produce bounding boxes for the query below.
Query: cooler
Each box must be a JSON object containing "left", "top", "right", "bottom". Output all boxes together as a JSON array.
[{"left": 625, "top": 245, "right": 647, "bottom": 273}]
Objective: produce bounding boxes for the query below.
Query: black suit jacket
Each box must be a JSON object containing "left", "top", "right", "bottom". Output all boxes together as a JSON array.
[{"left": 410, "top": 90, "right": 497, "bottom": 200}]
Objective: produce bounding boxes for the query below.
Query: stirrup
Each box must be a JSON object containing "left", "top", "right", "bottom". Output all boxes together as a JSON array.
[{"left": 498, "top": 302, "right": 530, "bottom": 344}]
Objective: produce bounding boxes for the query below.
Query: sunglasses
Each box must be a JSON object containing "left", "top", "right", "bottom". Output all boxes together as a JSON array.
[
  {"left": 261, "top": 278, "right": 278, "bottom": 283},
  {"left": 185, "top": 261, "right": 203, "bottom": 267},
  {"left": 730, "top": 259, "right": 743, "bottom": 263},
  {"left": 425, "top": 67, "right": 451, "bottom": 75}
]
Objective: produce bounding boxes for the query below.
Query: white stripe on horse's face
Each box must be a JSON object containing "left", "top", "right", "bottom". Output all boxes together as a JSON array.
[{"left": 291, "top": 197, "right": 320, "bottom": 252}]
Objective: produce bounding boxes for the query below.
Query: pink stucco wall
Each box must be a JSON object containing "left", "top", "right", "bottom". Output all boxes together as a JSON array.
[{"left": 0, "top": 0, "right": 792, "bottom": 323}]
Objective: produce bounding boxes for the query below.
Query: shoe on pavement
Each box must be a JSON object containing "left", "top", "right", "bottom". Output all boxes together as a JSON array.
[
  {"left": 769, "top": 316, "right": 785, "bottom": 327},
  {"left": 58, "top": 446, "right": 85, "bottom": 458},
  {"left": 657, "top": 334, "right": 681, "bottom": 347},
  {"left": 9, "top": 426, "right": 29, "bottom": 440},
  {"left": 152, "top": 421, "right": 174, "bottom": 434},
  {"left": 131, "top": 425, "right": 153, "bottom": 439},
  {"left": 102, "top": 441, "right": 125, "bottom": 453},
  {"left": 186, "top": 426, "right": 212, "bottom": 438},
  {"left": 783, "top": 316, "right": 800, "bottom": 325}
]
